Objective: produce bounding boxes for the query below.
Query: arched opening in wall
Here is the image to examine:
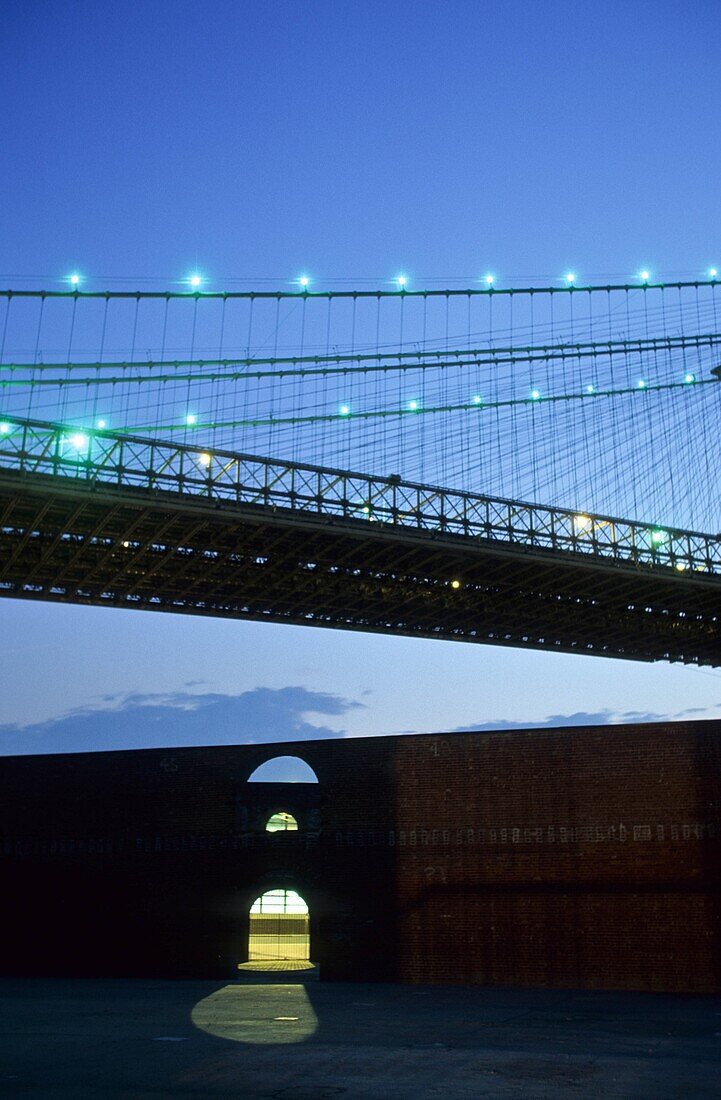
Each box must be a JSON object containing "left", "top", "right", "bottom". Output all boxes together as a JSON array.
[
  {"left": 247, "top": 756, "right": 319, "bottom": 783},
  {"left": 244, "top": 890, "right": 311, "bottom": 970},
  {"left": 265, "top": 811, "right": 298, "bottom": 832}
]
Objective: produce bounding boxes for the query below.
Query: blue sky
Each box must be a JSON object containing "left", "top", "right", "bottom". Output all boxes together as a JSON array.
[{"left": 2, "top": 1, "right": 721, "bottom": 753}]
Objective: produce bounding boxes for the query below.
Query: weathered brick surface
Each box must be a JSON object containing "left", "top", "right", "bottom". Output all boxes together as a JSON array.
[{"left": 0, "top": 721, "right": 718, "bottom": 990}]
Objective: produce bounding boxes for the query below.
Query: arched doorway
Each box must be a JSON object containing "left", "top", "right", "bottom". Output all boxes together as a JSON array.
[{"left": 247, "top": 889, "right": 310, "bottom": 966}]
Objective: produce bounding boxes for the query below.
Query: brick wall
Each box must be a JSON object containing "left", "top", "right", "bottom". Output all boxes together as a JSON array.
[{"left": 0, "top": 720, "right": 718, "bottom": 991}]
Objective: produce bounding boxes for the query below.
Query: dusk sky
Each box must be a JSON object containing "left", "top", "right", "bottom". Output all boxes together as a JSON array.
[{"left": 2, "top": 1, "right": 721, "bottom": 755}]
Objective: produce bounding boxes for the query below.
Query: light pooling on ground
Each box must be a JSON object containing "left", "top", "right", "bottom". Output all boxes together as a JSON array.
[{"left": 191, "top": 984, "right": 317, "bottom": 1045}]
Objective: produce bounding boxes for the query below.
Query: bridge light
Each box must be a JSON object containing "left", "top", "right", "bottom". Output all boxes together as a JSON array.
[
  {"left": 298, "top": 275, "right": 310, "bottom": 289},
  {"left": 651, "top": 529, "right": 666, "bottom": 544},
  {"left": 187, "top": 273, "right": 202, "bottom": 289},
  {"left": 637, "top": 379, "right": 647, "bottom": 389},
  {"left": 684, "top": 372, "right": 696, "bottom": 384},
  {"left": 574, "top": 514, "right": 592, "bottom": 532},
  {"left": 407, "top": 399, "right": 419, "bottom": 411},
  {"left": 450, "top": 579, "right": 461, "bottom": 589},
  {"left": 395, "top": 274, "right": 408, "bottom": 289},
  {"left": 639, "top": 270, "right": 650, "bottom": 283},
  {"left": 68, "top": 272, "right": 81, "bottom": 287},
  {"left": 472, "top": 394, "right": 482, "bottom": 405},
  {"left": 186, "top": 414, "right": 197, "bottom": 425},
  {"left": 586, "top": 384, "right": 595, "bottom": 394},
  {"left": 484, "top": 274, "right": 495, "bottom": 286},
  {"left": 339, "top": 405, "right": 350, "bottom": 416},
  {"left": 70, "top": 432, "right": 88, "bottom": 450},
  {"left": 198, "top": 452, "right": 211, "bottom": 467},
  {"left": 96, "top": 419, "right": 106, "bottom": 428},
  {"left": 530, "top": 389, "right": 541, "bottom": 400},
  {"left": 709, "top": 268, "right": 718, "bottom": 280},
  {"left": 675, "top": 562, "right": 687, "bottom": 571},
  {"left": 0, "top": 422, "right": 9, "bottom": 434},
  {"left": 565, "top": 272, "right": 575, "bottom": 285},
  {"left": 362, "top": 505, "right": 370, "bottom": 514}
]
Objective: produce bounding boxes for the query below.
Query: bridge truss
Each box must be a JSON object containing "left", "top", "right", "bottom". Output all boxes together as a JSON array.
[{"left": 1, "top": 414, "right": 720, "bottom": 664}]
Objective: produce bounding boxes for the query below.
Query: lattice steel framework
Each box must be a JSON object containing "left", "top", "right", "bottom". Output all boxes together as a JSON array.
[{"left": 2, "top": 415, "right": 721, "bottom": 665}]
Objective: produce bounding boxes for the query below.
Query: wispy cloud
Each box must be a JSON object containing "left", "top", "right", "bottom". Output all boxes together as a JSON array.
[
  {"left": 0, "top": 686, "right": 362, "bottom": 756},
  {"left": 454, "top": 703, "right": 721, "bottom": 733}
]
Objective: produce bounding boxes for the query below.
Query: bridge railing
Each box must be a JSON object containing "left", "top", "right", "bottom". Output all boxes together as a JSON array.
[{"left": 1, "top": 415, "right": 719, "bottom": 576}]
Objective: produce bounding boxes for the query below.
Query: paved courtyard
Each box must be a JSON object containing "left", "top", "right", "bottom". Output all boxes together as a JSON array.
[{"left": 1, "top": 974, "right": 720, "bottom": 1098}]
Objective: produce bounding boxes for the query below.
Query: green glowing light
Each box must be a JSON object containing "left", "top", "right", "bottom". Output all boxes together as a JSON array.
[
  {"left": 186, "top": 414, "right": 197, "bottom": 425},
  {"left": 0, "top": 422, "right": 9, "bottom": 434},
  {"left": 339, "top": 405, "right": 350, "bottom": 416},
  {"left": 97, "top": 418, "right": 106, "bottom": 428},
  {"left": 407, "top": 399, "right": 419, "bottom": 411},
  {"left": 69, "top": 432, "right": 88, "bottom": 450},
  {"left": 531, "top": 389, "right": 541, "bottom": 400},
  {"left": 651, "top": 529, "right": 666, "bottom": 544},
  {"left": 637, "top": 379, "right": 647, "bottom": 389},
  {"left": 684, "top": 372, "right": 696, "bottom": 384},
  {"left": 472, "top": 394, "right": 482, "bottom": 404}
]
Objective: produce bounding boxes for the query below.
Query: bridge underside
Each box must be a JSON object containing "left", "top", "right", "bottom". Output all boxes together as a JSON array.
[{"left": 1, "top": 469, "right": 721, "bottom": 665}]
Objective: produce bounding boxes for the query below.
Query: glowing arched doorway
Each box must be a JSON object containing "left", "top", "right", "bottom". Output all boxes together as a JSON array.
[{"left": 246, "top": 889, "right": 311, "bottom": 969}]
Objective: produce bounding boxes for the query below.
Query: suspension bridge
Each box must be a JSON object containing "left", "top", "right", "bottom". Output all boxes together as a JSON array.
[{"left": 1, "top": 278, "right": 721, "bottom": 664}]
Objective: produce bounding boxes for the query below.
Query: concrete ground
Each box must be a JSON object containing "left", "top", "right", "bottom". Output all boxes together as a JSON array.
[{"left": 1, "top": 973, "right": 720, "bottom": 1099}]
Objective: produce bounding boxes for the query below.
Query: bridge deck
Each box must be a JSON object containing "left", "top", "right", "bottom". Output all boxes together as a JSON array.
[{"left": 1, "top": 417, "right": 721, "bottom": 664}]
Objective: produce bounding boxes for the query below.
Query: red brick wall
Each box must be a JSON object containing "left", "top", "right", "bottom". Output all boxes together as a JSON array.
[{"left": 0, "top": 720, "right": 718, "bottom": 990}]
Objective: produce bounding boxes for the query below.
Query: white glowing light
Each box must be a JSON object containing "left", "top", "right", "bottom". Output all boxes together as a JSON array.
[
  {"left": 640, "top": 270, "right": 650, "bottom": 282},
  {"left": 676, "top": 562, "right": 687, "bottom": 571},
  {"left": 97, "top": 419, "right": 106, "bottom": 429},
  {"left": 472, "top": 395, "right": 482, "bottom": 405},
  {"left": 407, "top": 400, "right": 419, "bottom": 411},
  {"left": 189, "top": 273, "right": 202, "bottom": 288},
  {"left": 574, "top": 514, "right": 592, "bottom": 532},
  {"left": 339, "top": 405, "right": 350, "bottom": 416},
  {"left": 198, "top": 452, "right": 211, "bottom": 467},
  {"left": 637, "top": 379, "right": 647, "bottom": 389},
  {"left": 709, "top": 268, "right": 718, "bottom": 279},
  {"left": 70, "top": 433, "right": 88, "bottom": 449},
  {"left": 531, "top": 389, "right": 541, "bottom": 400},
  {"left": 298, "top": 275, "right": 310, "bottom": 288},
  {"left": 651, "top": 529, "right": 666, "bottom": 544},
  {"left": 396, "top": 275, "right": 407, "bottom": 288},
  {"left": 69, "top": 272, "right": 81, "bottom": 286},
  {"left": 566, "top": 272, "right": 576, "bottom": 284},
  {"left": 484, "top": 274, "right": 495, "bottom": 286},
  {"left": 684, "top": 372, "right": 696, "bottom": 384},
  {"left": 186, "top": 414, "right": 197, "bottom": 425},
  {"left": 0, "top": 422, "right": 9, "bottom": 434},
  {"left": 586, "top": 384, "right": 595, "bottom": 394}
]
